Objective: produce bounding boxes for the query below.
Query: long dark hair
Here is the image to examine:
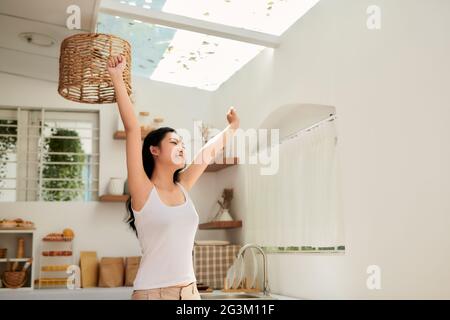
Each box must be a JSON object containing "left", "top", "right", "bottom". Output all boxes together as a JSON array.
[{"left": 125, "top": 127, "right": 182, "bottom": 237}]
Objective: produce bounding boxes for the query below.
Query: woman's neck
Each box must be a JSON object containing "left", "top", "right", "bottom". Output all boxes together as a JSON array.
[{"left": 151, "top": 164, "right": 177, "bottom": 190}]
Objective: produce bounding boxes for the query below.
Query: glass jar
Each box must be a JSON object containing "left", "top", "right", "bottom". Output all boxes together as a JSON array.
[
  {"left": 152, "top": 117, "right": 164, "bottom": 129},
  {"left": 138, "top": 111, "right": 151, "bottom": 131}
]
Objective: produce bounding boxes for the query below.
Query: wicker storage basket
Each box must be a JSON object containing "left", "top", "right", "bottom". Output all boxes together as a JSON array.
[
  {"left": 2, "top": 271, "right": 27, "bottom": 289},
  {"left": 58, "top": 33, "right": 132, "bottom": 104}
]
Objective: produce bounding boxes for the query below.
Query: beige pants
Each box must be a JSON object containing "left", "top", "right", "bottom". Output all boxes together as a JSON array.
[{"left": 131, "top": 281, "right": 201, "bottom": 300}]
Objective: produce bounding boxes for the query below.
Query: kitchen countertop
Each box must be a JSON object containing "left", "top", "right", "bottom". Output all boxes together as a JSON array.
[
  {"left": 204, "top": 290, "right": 299, "bottom": 300},
  {"left": 0, "top": 287, "right": 299, "bottom": 300}
]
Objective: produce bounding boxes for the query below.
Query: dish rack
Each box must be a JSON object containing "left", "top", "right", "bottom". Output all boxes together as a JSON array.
[
  {"left": 36, "top": 237, "right": 75, "bottom": 289},
  {"left": 222, "top": 250, "right": 260, "bottom": 293},
  {"left": 222, "top": 278, "right": 261, "bottom": 293}
]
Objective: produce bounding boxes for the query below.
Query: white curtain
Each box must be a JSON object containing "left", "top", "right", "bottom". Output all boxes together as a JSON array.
[{"left": 244, "top": 119, "right": 344, "bottom": 247}]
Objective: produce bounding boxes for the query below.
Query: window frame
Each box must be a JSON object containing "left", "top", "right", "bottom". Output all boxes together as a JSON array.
[{"left": 0, "top": 107, "right": 100, "bottom": 202}]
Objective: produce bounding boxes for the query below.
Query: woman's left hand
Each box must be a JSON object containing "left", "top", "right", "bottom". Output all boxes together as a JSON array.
[{"left": 226, "top": 106, "right": 240, "bottom": 130}]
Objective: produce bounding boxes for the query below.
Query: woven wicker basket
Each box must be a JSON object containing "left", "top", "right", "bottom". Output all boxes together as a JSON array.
[
  {"left": 2, "top": 271, "right": 27, "bottom": 289},
  {"left": 58, "top": 33, "right": 132, "bottom": 104}
]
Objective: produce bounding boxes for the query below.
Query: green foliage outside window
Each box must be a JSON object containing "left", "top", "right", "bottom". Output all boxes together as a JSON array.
[
  {"left": 0, "top": 120, "right": 17, "bottom": 193},
  {"left": 42, "top": 128, "right": 86, "bottom": 201},
  {"left": 262, "top": 245, "right": 346, "bottom": 253}
]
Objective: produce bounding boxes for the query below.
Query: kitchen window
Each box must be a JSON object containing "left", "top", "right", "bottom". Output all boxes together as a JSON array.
[
  {"left": 245, "top": 114, "right": 345, "bottom": 252},
  {"left": 0, "top": 107, "right": 99, "bottom": 202}
]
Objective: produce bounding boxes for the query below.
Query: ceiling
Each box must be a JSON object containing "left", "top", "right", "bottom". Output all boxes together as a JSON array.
[
  {"left": 0, "top": 0, "right": 320, "bottom": 90},
  {"left": 0, "top": 0, "right": 100, "bottom": 82},
  {"left": 0, "top": 0, "right": 98, "bottom": 31}
]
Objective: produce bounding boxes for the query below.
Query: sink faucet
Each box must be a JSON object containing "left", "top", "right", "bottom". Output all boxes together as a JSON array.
[{"left": 236, "top": 243, "right": 271, "bottom": 296}]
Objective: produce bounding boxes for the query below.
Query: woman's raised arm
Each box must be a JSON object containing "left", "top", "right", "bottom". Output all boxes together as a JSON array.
[
  {"left": 107, "top": 55, "right": 153, "bottom": 210},
  {"left": 179, "top": 107, "right": 239, "bottom": 191}
]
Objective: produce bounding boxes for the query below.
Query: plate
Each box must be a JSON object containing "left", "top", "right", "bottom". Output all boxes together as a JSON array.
[
  {"left": 243, "top": 248, "right": 258, "bottom": 289},
  {"left": 226, "top": 263, "right": 234, "bottom": 289},
  {"left": 231, "top": 255, "right": 245, "bottom": 289}
]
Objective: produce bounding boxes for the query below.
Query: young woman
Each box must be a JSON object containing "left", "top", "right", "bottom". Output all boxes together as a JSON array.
[{"left": 107, "top": 55, "right": 239, "bottom": 300}]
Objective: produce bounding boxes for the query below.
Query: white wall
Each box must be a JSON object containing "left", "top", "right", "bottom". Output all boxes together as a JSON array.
[
  {"left": 2, "top": 0, "right": 449, "bottom": 298},
  {"left": 0, "top": 72, "right": 233, "bottom": 279},
  {"left": 209, "top": 0, "right": 450, "bottom": 299}
]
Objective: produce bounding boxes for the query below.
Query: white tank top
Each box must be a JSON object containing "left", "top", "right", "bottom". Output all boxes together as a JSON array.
[{"left": 132, "top": 182, "right": 199, "bottom": 290}]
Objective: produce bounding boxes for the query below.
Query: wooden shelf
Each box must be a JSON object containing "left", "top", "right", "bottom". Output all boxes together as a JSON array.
[
  {"left": 42, "top": 238, "right": 73, "bottom": 242},
  {"left": 0, "top": 287, "right": 33, "bottom": 291},
  {"left": 0, "top": 258, "right": 31, "bottom": 263},
  {"left": 99, "top": 157, "right": 238, "bottom": 203},
  {"left": 113, "top": 128, "right": 153, "bottom": 140},
  {"left": 198, "top": 220, "right": 242, "bottom": 230},
  {"left": 113, "top": 129, "right": 239, "bottom": 171},
  {"left": 0, "top": 228, "right": 35, "bottom": 233},
  {"left": 99, "top": 194, "right": 130, "bottom": 202},
  {"left": 112, "top": 130, "right": 239, "bottom": 172},
  {"left": 205, "top": 157, "right": 238, "bottom": 172}
]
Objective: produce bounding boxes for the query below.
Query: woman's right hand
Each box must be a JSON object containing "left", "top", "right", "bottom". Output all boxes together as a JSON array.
[
  {"left": 107, "top": 54, "right": 126, "bottom": 78},
  {"left": 226, "top": 106, "right": 240, "bottom": 130}
]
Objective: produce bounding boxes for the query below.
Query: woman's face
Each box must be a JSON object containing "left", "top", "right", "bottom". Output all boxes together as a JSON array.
[{"left": 151, "top": 132, "right": 186, "bottom": 168}]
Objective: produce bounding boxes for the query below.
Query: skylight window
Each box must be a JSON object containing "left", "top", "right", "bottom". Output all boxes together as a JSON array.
[
  {"left": 97, "top": 13, "right": 264, "bottom": 90},
  {"left": 112, "top": 0, "right": 320, "bottom": 36},
  {"left": 161, "top": 0, "right": 320, "bottom": 36},
  {"left": 97, "top": 0, "right": 320, "bottom": 90}
]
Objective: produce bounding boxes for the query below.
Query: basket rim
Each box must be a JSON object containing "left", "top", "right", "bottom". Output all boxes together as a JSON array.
[{"left": 61, "top": 32, "right": 132, "bottom": 48}]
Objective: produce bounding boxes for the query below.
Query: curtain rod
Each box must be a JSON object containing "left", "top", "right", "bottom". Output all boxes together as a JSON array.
[
  {"left": 280, "top": 114, "right": 337, "bottom": 144},
  {"left": 253, "top": 114, "right": 337, "bottom": 155}
]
